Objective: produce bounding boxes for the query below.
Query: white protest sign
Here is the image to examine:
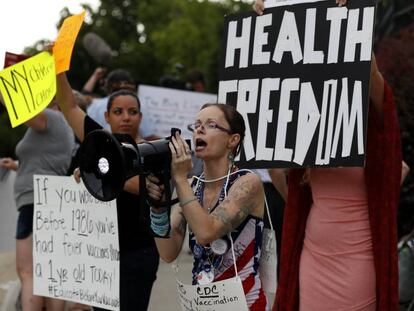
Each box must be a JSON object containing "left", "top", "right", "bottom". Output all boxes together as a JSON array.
[
  {"left": 33, "top": 175, "right": 119, "bottom": 310},
  {"left": 138, "top": 85, "right": 217, "bottom": 140},
  {"left": 176, "top": 276, "right": 248, "bottom": 311}
]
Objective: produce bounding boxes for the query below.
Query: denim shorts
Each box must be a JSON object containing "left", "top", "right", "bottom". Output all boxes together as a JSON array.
[{"left": 16, "top": 204, "right": 34, "bottom": 240}]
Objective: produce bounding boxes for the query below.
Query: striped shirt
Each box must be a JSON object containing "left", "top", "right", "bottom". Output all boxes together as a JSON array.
[{"left": 189, "top": 170, "right": 269, "bottom": 310}]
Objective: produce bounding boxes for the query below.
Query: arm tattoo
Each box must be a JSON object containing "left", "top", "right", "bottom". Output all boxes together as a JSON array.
[{"left": 211, "top": 177, "right": 256, "bottom": 235}]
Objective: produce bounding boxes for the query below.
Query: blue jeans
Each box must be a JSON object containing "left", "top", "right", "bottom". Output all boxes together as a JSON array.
[{"left": 94, "top": 246, "right": 159, "bottom": 310}]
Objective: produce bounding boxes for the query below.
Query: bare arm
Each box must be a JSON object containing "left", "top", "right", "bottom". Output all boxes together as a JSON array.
[
  {"left": 267, "top": 168, "right": 288, "bottom": 201},
  {"left": 147, "top": 176, "right": 187, "bottom": 262},
  {"left": 167, "top": 133, "right": 264, "bottom": 244},
  {"left": 82, "top": 67, "right": 106, "bottom": 94},
  {"left": 401, "top": 161, "right": 410, "bottom": 185},
  {"left": 154, "top": 204, "right": 187, "bottom": 263},
  {"left": 66, "top": 75, "right": 140, "bottom": 194},
  {"left": 56, "top": 73, "right": 86, "bottom": 141},
  {"left": 369, "top": 53, "right": 385, "bottom": 124},
  {"left": 176, "top": 173, "right": 264, "bottom": 245},
  {"left": 123, "top": 176, "right": 140, "bottom": 195}
]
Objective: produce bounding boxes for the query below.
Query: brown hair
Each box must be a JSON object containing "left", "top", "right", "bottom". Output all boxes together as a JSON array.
[
  {"left": 107, "top": 90, "right": 141, "bottom": 112},
  {"left": 200, "top": 103, "right": 245, "bottom": 156}
]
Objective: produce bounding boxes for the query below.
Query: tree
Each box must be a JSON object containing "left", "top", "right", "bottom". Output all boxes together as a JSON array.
[
  {"left": 0, "top": 0, "right": 252, "bottom": 156},
  {"left": 59, "top": 0, "right": 251, "bottom": 93}
]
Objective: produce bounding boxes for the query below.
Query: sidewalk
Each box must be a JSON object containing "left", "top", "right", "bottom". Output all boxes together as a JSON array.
[
  {"left": 0, "top": 252, "right": 19, "bottom": 311},
  {"left": 0, "top": 250, "right": 193, "bottom": 311},
  {"left": 148, "top": 251, "right": 193, "bottom": 311}
]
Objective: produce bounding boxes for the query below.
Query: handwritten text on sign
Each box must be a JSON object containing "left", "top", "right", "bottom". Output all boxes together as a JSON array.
[
  {"left": 33, "top": 175, "right": 119, "bottom": 310},
  {"left": 176, "top": 277, "right": 248, "bottom": 311},
  {"left": 138, "top": 85, "right": 217, "bottom": 140},
  {"left": 219, "top": 0, "right": 376, "bottom": 168},
  {"left": 0, "top": 52, "right": 56, "bottom": 128}
]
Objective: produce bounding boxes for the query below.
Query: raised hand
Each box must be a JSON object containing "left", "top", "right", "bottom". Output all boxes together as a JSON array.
[
  {"left": 169, "top": 132, "right": 193, "bottom": 183},
  {"left": 253, "top": 0, "right": 265, "bottom": 15}
]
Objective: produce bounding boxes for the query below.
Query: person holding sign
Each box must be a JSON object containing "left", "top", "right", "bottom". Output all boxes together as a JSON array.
[
  {"left": 0, "top": 96, "right": 75, "bottom": 311},
  {"left": 147, "top": 103, "right": 269, "bottom": 310},
  {"left": 252, "top": 2, "right": 402, "bottom": 310},
  {"left": 55, "top": 71, "right": 159, "bottom": 311}
]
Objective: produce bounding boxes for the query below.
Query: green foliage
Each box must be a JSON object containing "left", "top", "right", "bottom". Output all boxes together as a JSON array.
[
  {"left": 61, "top": 0, "right": 251, "bottom": 93},
  {"left": 0, "top": 0, "right": 252, "bottom": 156}
]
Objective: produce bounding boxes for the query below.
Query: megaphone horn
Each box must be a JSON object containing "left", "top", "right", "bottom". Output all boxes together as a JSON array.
[{"left": 78, "top": 130, "right": 128, "bottom": 201}]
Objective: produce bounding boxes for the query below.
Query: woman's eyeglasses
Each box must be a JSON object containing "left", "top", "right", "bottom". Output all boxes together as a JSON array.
[{"left": 187, "top": 120, "right": 232, "bottom": 134}]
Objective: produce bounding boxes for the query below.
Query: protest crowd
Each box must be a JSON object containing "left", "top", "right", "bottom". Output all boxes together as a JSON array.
[{"left": 0, "top": 0, "right": 412, "bottom": 310}]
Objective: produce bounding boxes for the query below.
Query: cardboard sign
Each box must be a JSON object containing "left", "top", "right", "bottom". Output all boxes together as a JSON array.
[
  {"left": 33, "top": 175, "right": 120, "bottom": 310},
  {"left": 218, "top": 0, "right": 376, "bottom": 168},
  {"left": 176, "top": 277, "right": 248, "bottom": 311},
  {"left": 53, "top": 11, "right": 86, "bottom": 74},
  {"left": 0, "top": 52, "right": 56, "bottom": 127}
]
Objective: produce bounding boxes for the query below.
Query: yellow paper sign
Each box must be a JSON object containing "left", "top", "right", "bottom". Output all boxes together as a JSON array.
[
  {"left": 53, "top": 11, "right": 86, "bottom": 74},
  {"left": 0, "top": 52, "right": 56, "bottom": 128}
]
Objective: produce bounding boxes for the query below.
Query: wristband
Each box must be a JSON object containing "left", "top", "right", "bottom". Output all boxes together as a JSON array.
[
  {"left": 150, "top": 208, "right": 170, "bottom": 237},
  {"left": 179, "top": 196, "right": 198, "bottom": 208}
]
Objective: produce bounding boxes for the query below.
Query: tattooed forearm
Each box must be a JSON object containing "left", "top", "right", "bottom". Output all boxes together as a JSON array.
[
  {"left": 211, "top": 176, "right": 257, "bottom": 235},
  {"left": 230, "top": 178, "right": 256, "bottom": 224},
  {"left": 200, "top": 174, "right": 262, "bottom": 240},
  {"left": 211, "top": 202, "right": 233, "bottom": 234},
  {"left": 233, "top": 203, "right": 253, "bottom": 227},
  {"left": 211, "top": 200, "right": 253, "bottom": 236}
]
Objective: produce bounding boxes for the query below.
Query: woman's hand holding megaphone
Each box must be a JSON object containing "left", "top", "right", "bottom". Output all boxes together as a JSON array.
[{"left": 169, "top": 132, "right": 193, "bottom": 184}]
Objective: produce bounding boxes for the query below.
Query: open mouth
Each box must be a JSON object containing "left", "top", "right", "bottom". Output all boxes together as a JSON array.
[{"left": 195, "top": 138, "right": 207, "bottom": 150}]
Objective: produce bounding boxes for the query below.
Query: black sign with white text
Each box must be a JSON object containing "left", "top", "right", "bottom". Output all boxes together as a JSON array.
[{"left": 218, "top": 0, "right": 377, "bottom": 168}]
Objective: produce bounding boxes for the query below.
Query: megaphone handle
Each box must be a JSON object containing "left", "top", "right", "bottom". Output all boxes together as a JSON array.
[{"left": 150, "top": 172, "right": 173, "bottom": 209}]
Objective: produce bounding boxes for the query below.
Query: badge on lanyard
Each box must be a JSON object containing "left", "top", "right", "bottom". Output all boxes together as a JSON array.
[
  {"left": 211, "top": 238, "right": 228, "bottom": 255},
  {"left": 197, "top": 265, "right": 215, "bottom": 285}
]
